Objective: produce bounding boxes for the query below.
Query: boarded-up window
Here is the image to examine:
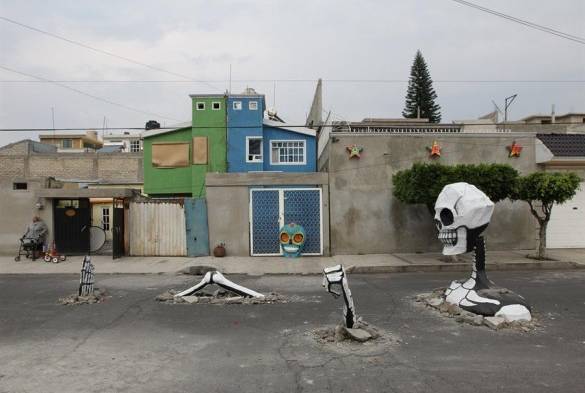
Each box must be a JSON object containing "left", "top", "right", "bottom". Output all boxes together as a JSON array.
[
  {"left": 152, "top": 142, "right": 190, "bottom": 168},
  {"left": 192, "top": 137, "right": 208, "bottom": 164}
]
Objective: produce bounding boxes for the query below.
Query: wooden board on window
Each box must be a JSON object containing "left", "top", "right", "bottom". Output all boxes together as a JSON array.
[
  {"left": 152, "top": 142, "right": 189, "bottom": 168},
  {"left": 192, "top": 137, "right": 208, "bottom": 164}
]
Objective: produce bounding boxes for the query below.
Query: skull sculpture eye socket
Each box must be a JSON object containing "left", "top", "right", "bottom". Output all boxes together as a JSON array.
[
  {"left": 280, "top": 232, "right": 290, "bottom": 243},
  {"left": 292, "top": 233, "right": 304, "bottom": 245},
  {"left": 440, "top": 208, "right": 454, "bottom": 226}
]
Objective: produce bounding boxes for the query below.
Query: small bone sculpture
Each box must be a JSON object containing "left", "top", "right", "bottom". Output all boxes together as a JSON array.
[
  {"left": 78, "top": 256, "right": 95, "bottom": 296},
  {"left": 175, "top": 271, "right": 265, "bottom": 299},
  {"left": 323, "top": 264, "right": 357, "bottom": 328},
  {"left": 435, "top": 182, "right": 531, "bottom": 321}
]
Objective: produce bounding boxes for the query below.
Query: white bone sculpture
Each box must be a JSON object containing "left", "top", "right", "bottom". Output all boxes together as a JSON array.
[
  {"left": 435, "top": 183, "right": 531, "bottom": 321},
  {"left": 79, "top": 256, "right": 95, "bottom": 296},
  {"left": 175, "top": 271, "right": 265, "bottom": 299},
  {"left": 323, "top": 264, "right": 357, "bottom": 328}
]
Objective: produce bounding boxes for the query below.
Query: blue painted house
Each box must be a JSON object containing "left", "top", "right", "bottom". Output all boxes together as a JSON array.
[{"left": 226, "top": 91, "right": 316, "bottom": 173}]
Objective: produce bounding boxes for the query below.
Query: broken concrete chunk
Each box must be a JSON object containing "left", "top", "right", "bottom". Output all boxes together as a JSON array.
[
  {"left": 345, "top": 328, "right": 373, "bottom": 342},
  {"left": 427, "top": 297, "right": 444, "bottom": 307},
  {"left": 182, "top": 296, "right": 199, "bottom": 304},
  {"left": 484, "top": 316, "right": 506, "bottom": 330}
]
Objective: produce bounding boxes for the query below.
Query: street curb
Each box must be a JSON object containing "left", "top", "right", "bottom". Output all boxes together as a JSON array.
[
  {"left": 177, "top": 261, "right": 583, "bottom": 276},
  {"left": 347, "top": 261, "right": 582, "bottom": 274}
]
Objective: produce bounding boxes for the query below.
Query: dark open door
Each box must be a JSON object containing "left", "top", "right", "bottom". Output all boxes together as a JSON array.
[
  {"left": 53, "top": 198, "right": 90, "bottom": 254},
  {"left": 112, "top": 198, "right": 125, "bottom": 259}
]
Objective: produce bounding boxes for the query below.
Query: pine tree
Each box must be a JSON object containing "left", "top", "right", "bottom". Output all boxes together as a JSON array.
[{"left": 402, "top": 50, "right": 441, "bottom": 123}]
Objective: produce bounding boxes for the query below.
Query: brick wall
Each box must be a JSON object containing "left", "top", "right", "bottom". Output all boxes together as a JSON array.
[
  {"left": 0, "top": 156, "right": 26, "bottom": 178},
  {"left": 97, "top": 154, "right": 143, "bottom": 182},
  {"left": 0, "top": 141, "right": 28, "bottom": 156},
  {"left": 0, "top": 140, "right": 143, "bottom": 183}
]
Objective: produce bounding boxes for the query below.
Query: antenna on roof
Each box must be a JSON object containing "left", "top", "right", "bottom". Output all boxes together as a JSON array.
[
  {"left": 228, "top": 64, "right": 232, "bottom": 94},
  {"left": 51, "top": 107, "right": 55, "bottom": 139}
]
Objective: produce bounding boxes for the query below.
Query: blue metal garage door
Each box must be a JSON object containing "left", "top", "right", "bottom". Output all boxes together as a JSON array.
[{"left": 250, "top": 188, "right": 322, "bottom": 256}]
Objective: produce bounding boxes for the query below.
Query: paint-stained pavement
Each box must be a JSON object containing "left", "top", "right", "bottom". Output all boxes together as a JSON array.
[{"left": 1, "top": 270, "right": 584, "bottom": 392}]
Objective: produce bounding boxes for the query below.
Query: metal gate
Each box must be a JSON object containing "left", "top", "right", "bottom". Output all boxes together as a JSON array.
[
  {"left": 250, "top": 188, "right": 322, "bottom": 256},
  {"left": 129, "top": 201, "right": 187, "bottom": 256},
  {"left": 112, "top": 199, "right": 125, "bottom": 259},
  {"left": 53, "top": 198, "right": 90, "bottom": 254}
]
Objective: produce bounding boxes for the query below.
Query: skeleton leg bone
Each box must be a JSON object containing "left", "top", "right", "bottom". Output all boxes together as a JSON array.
[{"left": 175, "top": 271, "right": 265, "bottom": 299}]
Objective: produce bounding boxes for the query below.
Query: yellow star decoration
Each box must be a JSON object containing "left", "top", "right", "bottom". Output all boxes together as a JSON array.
[{"left": 346, "top": 144, "right": 364, "bottom": 159}]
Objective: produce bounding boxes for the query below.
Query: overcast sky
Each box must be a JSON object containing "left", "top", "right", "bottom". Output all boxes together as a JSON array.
[{"left": 0, "top": 0, "right": 584, "bottom": 145}]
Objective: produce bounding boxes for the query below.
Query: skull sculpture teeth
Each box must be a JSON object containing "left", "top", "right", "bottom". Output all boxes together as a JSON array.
[{"left": 434, "top": 183, "right": 532, "bottom": 322}]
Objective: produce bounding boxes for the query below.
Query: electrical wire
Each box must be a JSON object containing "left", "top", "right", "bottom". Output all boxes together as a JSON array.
[
  {"left": 448, "top": 0, "right": 585, "bottom": 45},
  {"left": 0, "top": 123, "right": 579, "bottom": 132},
  {"left": 0, "top": 16, "right": 221, "bottom": 91},
  {"left": 1, "top": 79, "right": 584, "bottom": 84},
  {"left": 0, "top": 65, "right": 181, "bottom": 121}
]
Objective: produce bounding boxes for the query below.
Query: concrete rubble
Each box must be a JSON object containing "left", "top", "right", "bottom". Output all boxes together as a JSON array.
[
  {"left": 156, "top": 288, "right": 292, "bottom": 305},
  {"left": 415, "top": 288, "right": 540, "bottom": 331},
  {"left": 313, "top": 320, "right": 382, "bottom": 343},
  {"left": 58, "top": 288, "right": 108, "bottom": 305}
]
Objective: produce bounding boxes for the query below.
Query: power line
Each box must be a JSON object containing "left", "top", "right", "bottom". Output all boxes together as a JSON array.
[
  {"left": 0, "top": 16, "right": 221, "bottom": 91},
  {"left": 1, "top": 79, "right": 584, "bottom": 84},
  {"left": 448, "top": 0, "right": 585, "bottom": 45},
  {"left": 0, "top": 124, "right": 578, "bottom": 132},
  {"left": 0, "top": 65, "right": 180, "bottom": 121}
]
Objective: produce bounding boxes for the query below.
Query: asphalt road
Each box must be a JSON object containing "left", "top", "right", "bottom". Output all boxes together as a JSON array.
[{"left": 1, "top": 270, "right": 584, "bottom": 393}]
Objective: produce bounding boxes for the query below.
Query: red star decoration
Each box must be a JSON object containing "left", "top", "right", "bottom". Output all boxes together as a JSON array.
[
  {"left": 427, "top": 141, "right": 441, "bottom": 158},
  {"left": 507, "top": 141, "right": 523, "bottom": 157}
]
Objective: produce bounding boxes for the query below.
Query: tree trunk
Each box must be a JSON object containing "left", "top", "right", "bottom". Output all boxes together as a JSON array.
[{"left": 537, "top": 221, "right": 548, "bottom": 259}]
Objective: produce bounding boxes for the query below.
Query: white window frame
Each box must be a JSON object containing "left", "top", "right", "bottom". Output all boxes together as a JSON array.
[
  {"left": 246, "top": 136, "right": 263, "bottom": 163},
  {"left": 233, "top": 101, "right": 242, "bottom": 110},
  {"left": 102, "top": 207, "right": 110, "bottom": 231},
  {"left": 130, "top": 140, "right": 141, "bottom": 152},
  {"left": 212, "top": 101, "right": 221, "bottom": 110},
  {"left": 270, "top": 140, "right": 306, "bottom": 165},
  {"left": 196, "top": 102, "right": 205, "bottom": 111},
  {"left": 249, "top": 101, "right": 258, "bottom": 110}
]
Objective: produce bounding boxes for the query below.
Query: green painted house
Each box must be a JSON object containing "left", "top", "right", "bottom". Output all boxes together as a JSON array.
[{"left": 143, "top": 94, "right": 227, "bottom": 197}]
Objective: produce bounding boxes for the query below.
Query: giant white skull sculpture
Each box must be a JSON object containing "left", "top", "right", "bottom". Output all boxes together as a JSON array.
[{"left": 434, "top": 183, "right": 494, "bottom": 256}]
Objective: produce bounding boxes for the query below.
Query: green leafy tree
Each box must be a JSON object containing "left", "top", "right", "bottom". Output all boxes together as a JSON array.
[
  {"left": 392, "top": 163, "right": 519, "bottom": 215},
  {"left": 513, "top": 172, "right": 581, "bottom": 259},
  {"left": 402, "top": 50, "right": 441, "bottom": 123}
]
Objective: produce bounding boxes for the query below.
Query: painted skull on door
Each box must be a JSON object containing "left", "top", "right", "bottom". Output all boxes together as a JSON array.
[
  {"left": 279, "top": 223, "right": 306, "bottom": 257},
  {"left": 434, "top": 182, "right": 494, "bottom": 255}
]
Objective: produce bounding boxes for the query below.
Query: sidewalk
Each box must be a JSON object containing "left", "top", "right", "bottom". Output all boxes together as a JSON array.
[{"left": 1, "top": 249, "right": 583, "bottom": 275}]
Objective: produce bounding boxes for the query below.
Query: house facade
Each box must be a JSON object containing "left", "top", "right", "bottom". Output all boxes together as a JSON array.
[
  {"left": 102, "top": 131, "right": 143, "bottom": 153},
  {"left": 39, "top": 130, "right": 103, "bottom": 152},
  {"left": 143, "top": 90, "right": 317, "bottom": 197}
]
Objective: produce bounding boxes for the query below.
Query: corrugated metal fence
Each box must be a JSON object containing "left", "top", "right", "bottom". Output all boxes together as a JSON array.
[{"left": 129, "top": 201, "right": 187, "bottom": 256}]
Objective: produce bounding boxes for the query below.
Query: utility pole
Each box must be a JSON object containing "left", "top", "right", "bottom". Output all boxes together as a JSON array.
[
  {"left": 503, "top": 94, "right": 517, "bottom": 132},
  {"left": 51, "top": 107, "right": 55, "bottom": 138}
]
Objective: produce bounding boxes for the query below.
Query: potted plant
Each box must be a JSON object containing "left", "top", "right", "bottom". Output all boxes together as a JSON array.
[{"left": 213, "top": 242, "right": 226, "bottom": 257}]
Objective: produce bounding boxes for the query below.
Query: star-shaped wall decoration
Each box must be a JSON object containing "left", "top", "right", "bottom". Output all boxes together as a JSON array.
[
  {"left": 346, "top": 144, "right": 364, "bottom": 159},
  {"left": 426, "top": 141, "right": 441, "bottom": 158},
  {"left": 507, "top": 141, "right": 523, "bottom": 157}
]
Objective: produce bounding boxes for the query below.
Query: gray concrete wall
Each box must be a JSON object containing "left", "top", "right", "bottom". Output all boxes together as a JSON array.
[
  {"left": 0, "top": 179, "right": 53, "bottom": 255},
  {"left": 206, "top": 172, "right": 330, "bottom": 256},
  {"left": 324, "top": 133, "right": 539, "bottom": 254}
]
